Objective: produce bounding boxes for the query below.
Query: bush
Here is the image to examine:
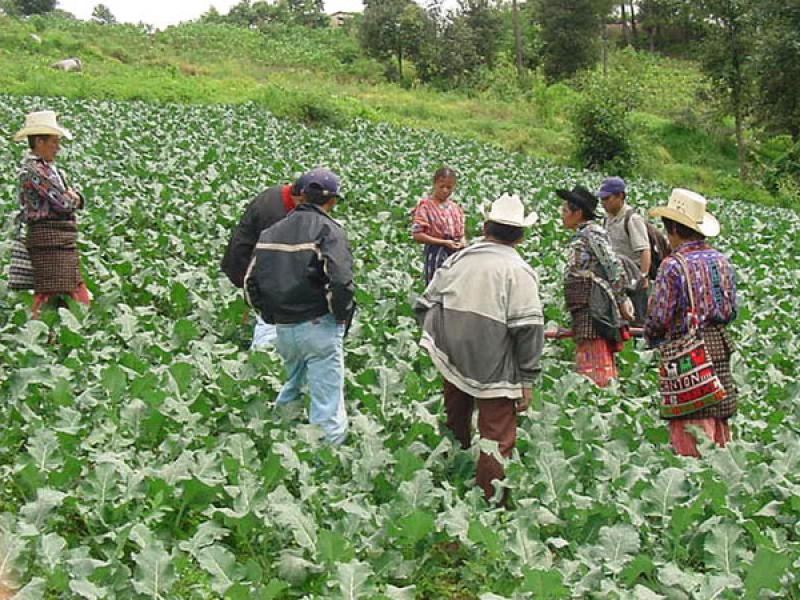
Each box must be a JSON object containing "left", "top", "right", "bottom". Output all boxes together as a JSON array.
[
  {"left": 572, "top": 74, "right": 640, "bottom": 174},
  {"left": 757, "top": 136, "right": 800, "bottom": 207}
]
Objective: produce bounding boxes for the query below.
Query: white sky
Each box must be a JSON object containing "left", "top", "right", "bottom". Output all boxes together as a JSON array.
[{"left": 57, "top": 0, "right": 457, "bottom": 28}]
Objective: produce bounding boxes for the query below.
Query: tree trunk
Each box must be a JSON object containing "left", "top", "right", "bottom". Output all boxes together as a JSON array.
[
  {"left": 649, "top": 25, "right": 657, "bottom": 52},
  {"left": 602, "top": 23, "right": 609, "bottom": 76},
  {"left": 734, "top": 106, "right": 748, "bottom": 180},
  {"left": 511, "top": 0, "right": 524, "bottom": 81},
  {"left": 629, "top": 0, "right": 638, "bottom": 42},
  {"left": 397, "top": 45, "right": 403, "bottom": 79},
  {"left": 621, "top": 2, "right": 630, "bottom": 46}
]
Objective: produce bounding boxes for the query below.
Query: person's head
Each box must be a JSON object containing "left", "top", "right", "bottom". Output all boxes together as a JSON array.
[
  {"left": 302, "top": 168, "right": 342, "bottom": 213},
  {"left": 484, "top": 220, "right": 524, "bottom": 245},
  {"left": 13, "top": 111, "right": 72, "bottom": 160},
  {"left": 483, "top": 193, "right": 537, "bottom": 245},
  {"left": 290, "top": 172, "right": 313, "bottom": 203},
  {"left": 28, "top": 134, "right": 60, "bottom": 162},
  {"left": 432, "top": 166, "right": 457, "bottom": 203},
  {"left": 596, "top": 177, "right": 627, "bottom": 216},
  {"left": 662, "top": 217, "right": 705, "bottom": 247},
  {"left": 556, "top": 186, "right": 598, "bottom": 230}
]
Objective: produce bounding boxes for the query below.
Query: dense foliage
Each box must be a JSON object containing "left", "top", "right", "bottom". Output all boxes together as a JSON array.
[{"left": 1, "top": 94, "right": 799, "bottom": 598}]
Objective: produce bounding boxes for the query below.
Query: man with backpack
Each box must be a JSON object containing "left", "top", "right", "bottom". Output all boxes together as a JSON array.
[{"left": 597, "top": 177, "right": 669, "bottom": 325}]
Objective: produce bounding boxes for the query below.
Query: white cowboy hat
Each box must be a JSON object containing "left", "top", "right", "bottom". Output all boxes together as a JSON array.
[
  {"left": 484, "top": 193, "right": 538, "bottom": 227},
  {"left": 13, "top": 110, "right": 72, "bottom": 142},
  {"left": 649, "top": 188, "right": 720, "bottom": 237}
]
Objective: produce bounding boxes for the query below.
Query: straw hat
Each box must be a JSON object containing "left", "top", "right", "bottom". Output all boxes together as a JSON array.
[
  {"left": 649, "top": 188, "right": 720, "bottom": 237},
  {"left": 485, "top": 193, "right": 538, "bottom": 227},
  {"left": 13, "top": 111, "right": 72, "bottom": 142}
]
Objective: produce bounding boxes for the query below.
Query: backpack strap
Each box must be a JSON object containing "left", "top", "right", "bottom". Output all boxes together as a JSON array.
[{"left": 623, "top": 207, "right": 636, "bottom": 238}]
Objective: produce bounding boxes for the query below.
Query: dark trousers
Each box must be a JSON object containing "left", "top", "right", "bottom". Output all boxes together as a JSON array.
[
  {"left": 443, "top": 380, "right": 517, "bottom": 503},
  {"left": 631, "top": 286, "right": 649, "bottom": 326}
]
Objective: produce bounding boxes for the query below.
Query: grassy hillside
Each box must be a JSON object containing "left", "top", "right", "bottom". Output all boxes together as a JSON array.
[{"left": 0, "top": 14, "right": 779, "bottom": 206}]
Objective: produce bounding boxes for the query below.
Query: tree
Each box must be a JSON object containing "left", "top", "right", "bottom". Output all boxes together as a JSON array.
[
  {"left": 753, "top": 0, "right": 800, "bottom": 141},
  {"left": 458, "top": 0, "right": 502, "bottom": 69},
  {"left": 12, "top": 0, "right": 56, "bottom": 15},
  {"left": 510, "top": 0, "right": 524, "bottom": 79},
  {"left": 699, "top": 0, "right": 757, "bottom": 179},
  {"left": 360, "top": 0, "right": 427, "bottom": 79},
  {"left": 91, "top": 3, "right": 116, "bottom": 25},
  {"left": 285, "top": 0, "right": 327, "bottom": 28},
  {"left": 535, "top": 0, "right": 613, "bottom": 82}
]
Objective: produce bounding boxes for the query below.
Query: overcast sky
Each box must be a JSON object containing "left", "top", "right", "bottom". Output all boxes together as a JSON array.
[{"left": 57, "top": 1, "right": 457, "bottom": 29}]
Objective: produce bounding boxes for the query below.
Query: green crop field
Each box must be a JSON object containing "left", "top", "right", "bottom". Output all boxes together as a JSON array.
[{"left": 0, "top": 95, "right": 798, "bottom": 599}]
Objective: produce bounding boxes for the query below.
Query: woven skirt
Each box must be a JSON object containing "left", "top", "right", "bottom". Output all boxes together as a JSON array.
[{"left": 26, "top": 220, "right": 82, "bottom": 295}]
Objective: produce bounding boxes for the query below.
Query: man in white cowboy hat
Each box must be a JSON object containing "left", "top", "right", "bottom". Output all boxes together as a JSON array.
[
  {"left": 414, "top": 194, "right": 544, "bottom": 504},
  {"left": 645, "top": 189, "right": 737, "bottom": 457},
  {"left": 14, "top": 110, "right": 89, "bottom": 319}
]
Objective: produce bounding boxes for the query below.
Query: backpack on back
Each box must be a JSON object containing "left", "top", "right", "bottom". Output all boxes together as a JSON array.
[{"left": 623, "top": 208, "right": 671, "bottom": 279}]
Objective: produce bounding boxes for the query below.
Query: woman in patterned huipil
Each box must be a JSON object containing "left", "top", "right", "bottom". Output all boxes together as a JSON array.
[
  {"left": 558, "top": 186, "right": 634, "bottom": 387},
  {"left": 411, "top": 167, "right": 465, "bottom": 284},
  {"left": 13, "top": 111, "right": 89, "bottom": 319},
  {"left": 647, "top": 189, "right": 737, "bottom": 457}
]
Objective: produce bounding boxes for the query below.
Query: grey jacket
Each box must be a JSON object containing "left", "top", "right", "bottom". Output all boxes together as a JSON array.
[{"left": 414, "top": 241, "right": 544, "bottom": 399}]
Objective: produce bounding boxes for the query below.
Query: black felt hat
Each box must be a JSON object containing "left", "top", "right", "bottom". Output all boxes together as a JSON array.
[{"left": 556, "top": 185, "right": 599, "bottom": 220}]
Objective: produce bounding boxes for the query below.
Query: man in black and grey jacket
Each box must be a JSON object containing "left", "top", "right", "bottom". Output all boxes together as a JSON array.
[{"left": 245, "top": 168, "right": 354, "bottom": 445}]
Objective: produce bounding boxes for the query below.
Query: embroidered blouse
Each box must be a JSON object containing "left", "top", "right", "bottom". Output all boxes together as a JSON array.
[
  {"left": 645, "top": 241, "right": 737, "bottom": 346},
  {"left": 564, "top": 222, "right": 627, "bottom": 303},
  {"left": 411, "top": 197, "right": 465, "bottom": 241},
  {"left": 18, "top": 154, "right": 82, "bottom": 222}
]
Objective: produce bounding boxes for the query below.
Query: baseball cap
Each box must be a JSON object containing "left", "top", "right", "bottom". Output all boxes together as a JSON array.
[
  {"left": 303, "top": 168, "right": 342, "bottom": 204},
  {"left": 595, "top": 177, "right": 626, "bottom": 199}
]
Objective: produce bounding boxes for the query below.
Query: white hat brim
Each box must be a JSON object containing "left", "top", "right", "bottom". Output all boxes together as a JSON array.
[
  {"left": 649, "top": 206, "right": 720, "bottom": 237},
  {"left": 13, "top": 125, "right": 72, "bottom": 142}
]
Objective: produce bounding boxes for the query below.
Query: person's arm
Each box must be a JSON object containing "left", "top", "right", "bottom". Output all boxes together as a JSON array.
[
  {"left": 639, "top": 249, "right": 652, "bottom": 285},
  {"left": 628, "top": 214, "right": 652, "bottom": 284},
  {"left": 412, "top": 231, "right": 461, "bottom": 249},
  {"left": 20, "top": 166, "right": 80, "bottom": 214},
  {"left": 644, "top": 260, "right": 679, "bottom": 347},
  {"left": 320, "top": 227, "right": 355, "bottom": 323},
  {"left": 509, "top": 272, "right": 545, "bottom": 411}
]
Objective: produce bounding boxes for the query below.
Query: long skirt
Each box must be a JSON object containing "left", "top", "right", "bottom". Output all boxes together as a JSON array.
[
  {"left": 575, "top": 338, "right": 617, "bottom": 387},
  {"left": 669, "top": 418, "right": 730, "bottom": 457},
  {"left": 423, "top": 244, "right": 456, "bottom": 284},
  {"left": 26, "top": 220, "right": 82, "bottom": 294}
]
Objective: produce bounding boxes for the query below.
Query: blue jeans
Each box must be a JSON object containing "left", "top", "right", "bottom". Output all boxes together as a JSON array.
[
  {"left": 251, "top": 315, "right": 277, "bottom": 349},
  {"left": 275, "top": 314, "right": 347, "bottom": 444}
]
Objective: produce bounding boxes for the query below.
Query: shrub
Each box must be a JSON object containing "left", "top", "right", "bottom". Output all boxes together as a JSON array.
[{"left": 572, "top": 74, "right": 640, "bottom": 174}]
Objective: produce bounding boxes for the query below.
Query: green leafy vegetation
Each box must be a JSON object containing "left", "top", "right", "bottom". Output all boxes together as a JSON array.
[{"left": 1, "top": 93, "right": 799, "bottom": 598}]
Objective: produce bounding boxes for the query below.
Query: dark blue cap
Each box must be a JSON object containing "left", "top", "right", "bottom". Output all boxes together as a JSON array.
[
  {"left": 303, "top": 168, "right": 341, "bottom": 200},
  {"left": 596, "top": 176, "right": 626, "bottom": 199}
]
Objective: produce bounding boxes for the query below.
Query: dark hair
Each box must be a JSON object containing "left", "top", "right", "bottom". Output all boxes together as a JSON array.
[
  {"left": 27, "top": 134, "right": 50, "bottom": 150},
  {"left": 485, "top": 221, "right": 524, "bottom": 243},
  {"left": 304, "top": 183, "right": 334, "bottom": 206},
  {"left": 566, "top": 201, "right": 595, "bottom": 221},
  {"left": 433, "top": 167, "right": 457, "bottom": 182},
  {"left": 662, "top": 217, "right": 704, "bottom": 241}
]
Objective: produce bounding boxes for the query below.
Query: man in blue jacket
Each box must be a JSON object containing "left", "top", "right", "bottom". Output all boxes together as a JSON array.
[{"left": 245, "top": 168, "right": 354, "bottom": 445}]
